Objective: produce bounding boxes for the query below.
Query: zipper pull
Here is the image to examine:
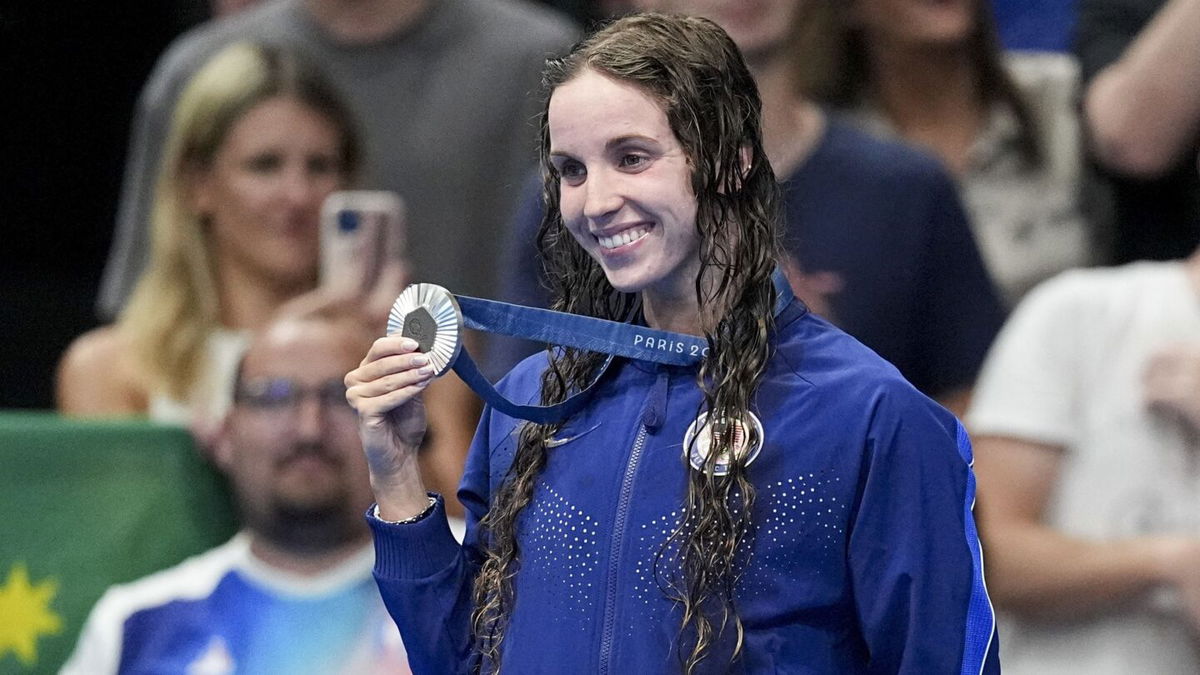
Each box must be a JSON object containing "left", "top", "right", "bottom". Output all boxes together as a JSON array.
[{"left": 641, "top": 370, "right": 669, "bottom": 432}]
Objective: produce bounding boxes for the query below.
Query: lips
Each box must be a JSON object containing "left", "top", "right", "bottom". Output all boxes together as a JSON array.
[{"left": 596, "top": 223, "right": 652, "bottom": 250}]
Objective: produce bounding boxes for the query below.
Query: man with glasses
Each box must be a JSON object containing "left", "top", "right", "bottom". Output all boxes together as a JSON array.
[{"left": 63, "top": 309, "right": 413, "bottom": 674}]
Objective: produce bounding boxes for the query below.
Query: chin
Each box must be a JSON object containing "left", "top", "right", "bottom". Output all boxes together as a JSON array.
[{"left": 600, "top": 270, "right": 652, "bottom": 295}]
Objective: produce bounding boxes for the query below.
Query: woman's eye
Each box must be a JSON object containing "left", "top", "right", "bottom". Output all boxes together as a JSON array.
[
  {"left": 558, "top": 161, "right": 586, "bottom": 181},
  {"left": 619, "top": 153, "right": 647, "bottom": 169},
  {"left": 307, "top": 154, "right": 338, "bottom": 176}
]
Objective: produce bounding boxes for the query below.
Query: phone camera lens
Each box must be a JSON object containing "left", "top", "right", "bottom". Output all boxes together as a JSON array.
[{"left": 338, "top": 210, "right": 360, "bottom": 233}]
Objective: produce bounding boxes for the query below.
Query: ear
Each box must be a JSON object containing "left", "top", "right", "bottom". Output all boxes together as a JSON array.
[
  {"left": 208, "top": 413, "right": 236, "bottom": 473},
  {"left": 182, "top": 159, "right": 215, "bottom": 217}
]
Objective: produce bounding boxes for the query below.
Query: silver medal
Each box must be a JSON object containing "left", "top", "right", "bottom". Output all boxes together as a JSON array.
[
  {"left": 387, "top": 284, "right": 463, "bottom": 377},
  {"left": 683, "top": 411, "right": 764, "bottom": 475}
]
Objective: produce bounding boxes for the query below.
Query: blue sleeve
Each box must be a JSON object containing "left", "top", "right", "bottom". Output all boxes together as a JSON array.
[
  {"left": 914, "top": 165, "right": 1006, "bottom": 397},
  {"left": 367, "top": 408, "right": 498, "bottom": 675},
  {"left": 848, "top": 386, "right": 1000, "bottom": 674}
]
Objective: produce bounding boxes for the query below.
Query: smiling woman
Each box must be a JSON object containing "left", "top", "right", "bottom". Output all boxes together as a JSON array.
[
  {"left": 347, "top": 12, "right": 1000, "bottom": 674},
  {"left": 548, "top": 69, "right": 701, "bottom": 324},
  {"left": 55, "top": 42, "right": 360, "bottom": 431}
]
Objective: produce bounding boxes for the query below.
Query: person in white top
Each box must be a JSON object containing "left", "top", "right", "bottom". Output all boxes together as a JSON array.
[{"left": 968, "top": 214, "right": 1200, "bottom": 672}]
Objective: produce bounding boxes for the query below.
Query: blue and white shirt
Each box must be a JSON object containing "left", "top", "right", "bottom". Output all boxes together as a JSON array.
[{"left": 63, "top": 533, "right": 409, "bottom": 674}]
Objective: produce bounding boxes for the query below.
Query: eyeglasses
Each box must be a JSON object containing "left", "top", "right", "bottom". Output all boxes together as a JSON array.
[{"left": 234, "top": 378, "right": 351, "bottom": 413}]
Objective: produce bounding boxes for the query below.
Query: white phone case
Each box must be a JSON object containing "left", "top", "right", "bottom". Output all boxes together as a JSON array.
[{"left": 319, "top": 191, "right": 406, "bottom": 295}]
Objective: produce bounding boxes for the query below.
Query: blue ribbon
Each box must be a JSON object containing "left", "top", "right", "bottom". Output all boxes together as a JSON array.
[{"left": 446, "top": 269, "right": 794, "bottom": 424}]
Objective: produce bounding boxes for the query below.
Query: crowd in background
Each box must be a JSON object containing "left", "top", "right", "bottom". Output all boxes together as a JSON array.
[{"left": 5, "top": 0, "right": 1200, "bottom": 671}]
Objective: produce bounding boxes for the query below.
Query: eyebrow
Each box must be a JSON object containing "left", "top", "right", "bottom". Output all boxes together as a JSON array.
[
  {"left": 549, "top": 134, "right": 662, "bottom": 159},
  {"left": 605, "top": 134, "right": 659, "bottom": 150}
]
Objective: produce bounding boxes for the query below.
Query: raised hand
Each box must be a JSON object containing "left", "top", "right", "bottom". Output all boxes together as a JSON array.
[{"left": 345, "top": 335, "right": 437, "bottom": 519}]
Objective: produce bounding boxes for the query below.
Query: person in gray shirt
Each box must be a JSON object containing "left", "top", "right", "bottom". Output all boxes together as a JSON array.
[{"left": 100, "top": 0, "right": 578, "bottom": 319}]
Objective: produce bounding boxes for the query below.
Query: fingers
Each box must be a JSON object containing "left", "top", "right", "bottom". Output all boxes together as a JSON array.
[
  {"left": 349, "top": 360, "right": 435, "bottom": 399},
  {"left": 346, "top": 335, "right": 439, "bottom": 423},
  {"left": 352, "top": 382, "right": 432, "bottom": 427},
  {"left": 352, "top": 350, "right": 432, "bottom": 382},
  {"left": 357, "top": 335, "right": 421, "bottom": 369}
]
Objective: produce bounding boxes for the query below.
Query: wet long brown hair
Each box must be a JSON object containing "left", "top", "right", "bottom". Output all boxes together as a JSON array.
[{"left": 470, "top": 13, "right": 783, "bottom": 673}]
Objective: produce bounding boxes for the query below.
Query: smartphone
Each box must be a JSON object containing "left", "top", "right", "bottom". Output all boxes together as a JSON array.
[{"left": 320, "top": 191, "right": 406, "bottom": 296}]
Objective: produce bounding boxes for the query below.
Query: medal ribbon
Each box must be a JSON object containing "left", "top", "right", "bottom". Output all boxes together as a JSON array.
[{"left": 435, "top": 269, "right": 793, "bottom": 424}]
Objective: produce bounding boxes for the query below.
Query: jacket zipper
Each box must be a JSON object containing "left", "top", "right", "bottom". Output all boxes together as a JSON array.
[{"left": 597, "top": 424, "right": 648, "bottom": 674}]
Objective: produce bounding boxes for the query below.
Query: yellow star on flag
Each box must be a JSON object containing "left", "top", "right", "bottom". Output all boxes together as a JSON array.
[{"left": 0, "top": 563, "right": 63, "bottom": 667}]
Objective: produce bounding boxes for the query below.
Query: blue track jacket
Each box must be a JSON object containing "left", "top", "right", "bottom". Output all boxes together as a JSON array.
[{"left": 368, "top": 301, "right": 1000, "bottom": 673}]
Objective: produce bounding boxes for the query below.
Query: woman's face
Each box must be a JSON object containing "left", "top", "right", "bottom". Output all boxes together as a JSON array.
[
  {"left": 192, "top": 96, "right": 345, "bottom": 288},
  {"left": 853, "top": 0, "right": 976, "bottom": 48},
  {"left": 548, "top": 69, "right": 701, "bottom": 302}
]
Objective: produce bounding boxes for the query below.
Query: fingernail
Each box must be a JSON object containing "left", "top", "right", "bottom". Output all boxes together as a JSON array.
[
  {"left": 412, "top": 354, "right": 429, "bottom": 366},
  {"left": 418, "top": 365, "right": 435, "bottom": 376},
  {"left": 418, "top": 376, "right": 433, "bottom": 387},
  {"left": 400, "top": 338, "right": 419, "bottom": 351}
]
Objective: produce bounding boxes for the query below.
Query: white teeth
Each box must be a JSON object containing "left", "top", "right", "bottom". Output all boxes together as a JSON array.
[{"left": 597, "top": 225, "right": 650, "bottom": 250}]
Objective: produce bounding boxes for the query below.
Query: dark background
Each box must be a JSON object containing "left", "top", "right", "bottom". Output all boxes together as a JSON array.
[{"left": 0, "top": 1, "right": 208, "bottom": 408}]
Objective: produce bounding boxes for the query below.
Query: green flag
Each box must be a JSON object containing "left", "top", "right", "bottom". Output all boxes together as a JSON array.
[{"left": 0, "top": 412, "right": 237, "bottom": 674}]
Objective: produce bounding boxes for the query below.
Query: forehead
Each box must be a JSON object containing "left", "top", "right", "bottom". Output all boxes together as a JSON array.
[
  {"left": 239, "top": 320, "right": 365, "bottom": 381},
  {"left": 221, "top": 96, "right": 339, "bottom": 151},
  {"left": 548, "top": 69, "right": 674, "bottom": 151}
]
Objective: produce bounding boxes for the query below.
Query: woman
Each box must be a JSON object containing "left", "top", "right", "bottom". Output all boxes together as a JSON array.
[
  {"left": 348, "top": 13, "right": 998, "bottom": 673},
  {"left": 495, "top": 0, "right": 1006, "bottom": 417},
  {"left": 796, "top": 0, "right": 1092, "bottom": 305},
  {"left": 57, "top": 41, "right": 479, "bottom": 518},
  {"left": 57, "top": 42, "right": 361, "bottom": 428}
]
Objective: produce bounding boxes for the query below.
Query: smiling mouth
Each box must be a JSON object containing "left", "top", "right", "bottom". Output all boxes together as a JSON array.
[{"left": 596, "top": 224, "right": 652, "bottom": 250}]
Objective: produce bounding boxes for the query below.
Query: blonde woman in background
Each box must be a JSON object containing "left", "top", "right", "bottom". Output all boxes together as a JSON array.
[
  {"left": 59, "top": 42, "right": 360, "bottom": 428},
  {"left": 57, "top": 42, "right": 479, "bottom": 517}
]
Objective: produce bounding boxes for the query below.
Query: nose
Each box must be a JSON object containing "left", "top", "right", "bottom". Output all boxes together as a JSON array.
[
  {"left": 294, "top": 393, "right": 324, "bottom": 442},
  {"left": 581, "top": 169, "right": 623, "bottom": 222},
  {"left": 281, "top": 165, "right": 321, "bottom": 208}
]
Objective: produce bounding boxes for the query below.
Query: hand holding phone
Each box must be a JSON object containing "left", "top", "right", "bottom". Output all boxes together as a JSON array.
[{"left": 320, "top": 191, "right": 406, "bottom": 297}]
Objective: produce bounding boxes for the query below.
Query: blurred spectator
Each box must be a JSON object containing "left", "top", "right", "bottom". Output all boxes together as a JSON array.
[
  {"left": 97, "top": 0, "right": 577, "bottom": 323},
  {"left": 1077, "top": 0, "right": 1200, "bottom": 262},
  {"left": 55, "top": 43, "right": 474, "bottom": 518},
  {"left": 798, "top": 0, "right": 1093, "bottom": 305},
  {"left": 57, "top": 43, "right": 361, "bottom": 431},
  {"left": 968, "top": 161, "right": 1200, "bottom": 671},
  {"left": 62, "top": 309, "right": 418, "bottom": 674},
  {"left": 493, "top": 0, "right": 1005, "bottom": 416}
]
